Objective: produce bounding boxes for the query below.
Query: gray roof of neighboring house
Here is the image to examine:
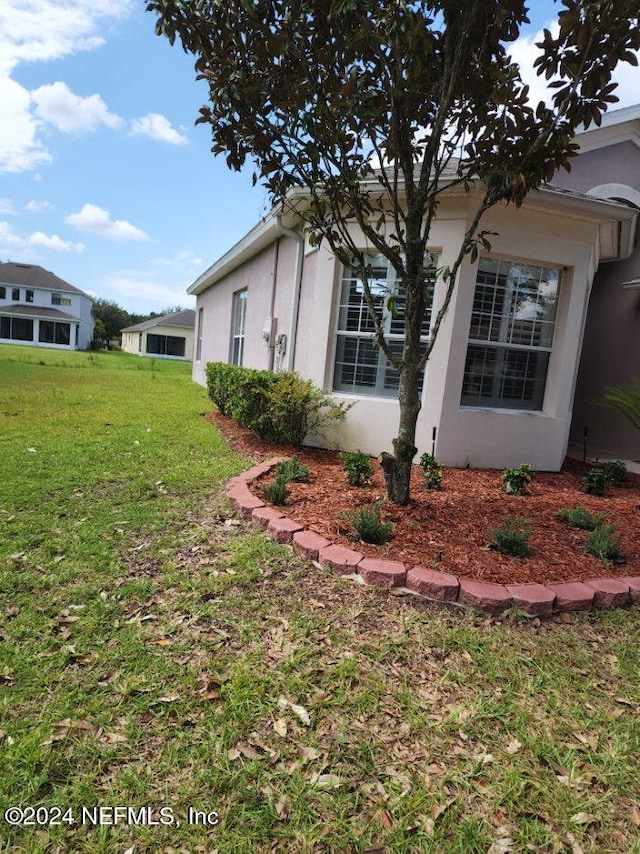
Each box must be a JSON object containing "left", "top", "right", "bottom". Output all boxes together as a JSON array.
[
  {"left": 0, "top": 305, "right": 79, "bottom": 321},
  {"left": 0, "top": 262, "right": 90, "bottom": 297},
  {"left": 121, "top": 309, "right": 196, "bottom": 333}
]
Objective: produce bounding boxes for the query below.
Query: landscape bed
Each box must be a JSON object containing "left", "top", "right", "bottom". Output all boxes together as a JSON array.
[{"left": 210, "top": 412, "right": 640, "bottom": 587}]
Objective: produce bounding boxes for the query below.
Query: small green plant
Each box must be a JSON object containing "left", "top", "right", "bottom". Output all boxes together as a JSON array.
[
  {"left": 490, "top": 517, "right": 531, "bottom": 557},
  {"left": 263, "top": 474, "right": 289, "bottom": 505},
  {"left": 501, "top": 463, "right": 533, "bottom": 495},
  {"left": 275, "top": 455, "right": 309, "bottom": 483},
  {"left": 419, "top": 453, "right": 443, "bottom": 489},
  {"left": 583, "top": 467, "right": 608, "bottom": 496},
  {"left": 602, "top": 460, "right": 629, "bottom": 486},
  {"left": 350, "top": 501, "right": 393, "bottom": 544},
  {"left": 556, "top": 505, "right": 606, "bottom": 530},
  {"left": 341, "top": 450, "right": 373, "bottom": 486},
  {"left": 585, "top": 524, "right": 622, "bottom": 564}
]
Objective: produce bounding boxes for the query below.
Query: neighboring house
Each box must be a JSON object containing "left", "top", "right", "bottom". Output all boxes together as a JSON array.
[
  {"left": 121, "top": 310, "right": 196, "bottom": 360},
  {"left": 0, "top": 262, "right": 93, "bottom": 351},
  {"left": 188, "top": 106, "right": 640, "bottom": 470}
]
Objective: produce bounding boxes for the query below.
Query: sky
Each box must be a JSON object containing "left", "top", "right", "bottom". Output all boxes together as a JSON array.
[{"left": 0, "top": 1, "right": 638, "bottom": 315}]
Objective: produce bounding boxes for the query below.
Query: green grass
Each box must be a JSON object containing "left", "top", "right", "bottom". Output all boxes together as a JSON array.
[{"left": 1, "top": 345, "right": 640, "bottom": 853}]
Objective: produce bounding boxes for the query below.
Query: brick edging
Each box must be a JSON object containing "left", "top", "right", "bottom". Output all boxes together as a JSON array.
[{"left": 225, "top": 461, "right": 640, "bottom": 618}]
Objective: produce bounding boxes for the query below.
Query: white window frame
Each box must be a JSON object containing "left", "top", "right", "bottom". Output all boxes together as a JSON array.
[
  {"left": 332, "top": 254, "right": 436, "bottom": 398},
  {"left": 460, "top": 256, "right": 562, "bottom": 411},
  {"left": 231, "top": 289, "right": 247, "bottom": 366}
]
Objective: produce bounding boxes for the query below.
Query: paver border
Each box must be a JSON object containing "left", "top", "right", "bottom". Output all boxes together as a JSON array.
[{"left": 225, "top": 460, "right": 640, "bottom": 618}]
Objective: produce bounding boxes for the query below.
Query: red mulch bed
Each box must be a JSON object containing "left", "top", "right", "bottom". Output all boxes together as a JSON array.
[{"left": 208, "top": 411, "right": 640, "bottom": 585}]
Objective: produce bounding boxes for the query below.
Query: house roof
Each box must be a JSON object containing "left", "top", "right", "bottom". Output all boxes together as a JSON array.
[
  {"left": 573, "top": 103, "right": 640, "bottom": 153},
  {"left": 189, "top": 177, "right": 638, "bottom": 295},
  {"left": 0, "top": 305, "right": 78, "bottom": 321},
  {"left": 0, "top": 262, "right": 91, "bottom": 297},
  {"left": 121, "top": 309, "right": 196, "bottom": 332}
]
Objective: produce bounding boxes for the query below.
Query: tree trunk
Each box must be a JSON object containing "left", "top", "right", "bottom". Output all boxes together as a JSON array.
[{"left": 380, "top": 368, "right": 422, "bottom": 505}]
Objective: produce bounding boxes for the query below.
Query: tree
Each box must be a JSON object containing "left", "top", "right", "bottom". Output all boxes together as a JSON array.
[
  {"left": 92, "top": 298, "right": 133, "bottom": 344},
  {"left": 148, "top": 0, "right": 640, "bottom": 503}
]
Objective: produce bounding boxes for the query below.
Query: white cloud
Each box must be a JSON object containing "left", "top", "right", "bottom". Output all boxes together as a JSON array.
[
  {"left": 0, "top": 74, "right": 51, "bottom": 173},
  {"left": 0, "top": 0, "right": 132, "bottom": 172},
  {"left": 65, "top": 203, "right": 149, "bottom": 242},
  {"left": 106, "top": 275, "right": 195, "bottom": 307},
  {"left": 32, "top": 82, "right": 122, "bottom": 133},
  {"left": 511, "top": 23, "right": 640, "bottom": 110},
  {"left": 29, "top": 231, "right": 85, "bottom": 252},
  {"left": 0, "top": 221, "right": 24, "bottom": 247},
  {"left": 0, "top": 199, "right": 17, "bottom": 216},
  {"left": 152, "top": 249, "right": 203, "bottom": 269},
  {"left": 130, "top": 113, "right": 188, "bottom": 145},
  {"left": 25, "top": 199, "right": 51, "bottom": 213}
]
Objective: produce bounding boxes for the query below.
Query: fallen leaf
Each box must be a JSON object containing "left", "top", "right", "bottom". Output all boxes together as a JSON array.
[
  {"left": 379, "top": 809, "right": 394, "bottom": 831},
  {"left": 290, "top": 703, "right": 311, "bottom": 726},
  {"left": 236, "top": 742, "right": 259, "bottom": 760},
  {"left": 273, "top": 719, "right": 288, "bottom": 737},
  {"left": 506, "top": 738, "right": 522, "bottom": 754},
  {"left": 309, "top": 773, "right": 342, "bottom": 790},
  {"left": 570, "top": 812, "right": 599, "bottom": 826}
]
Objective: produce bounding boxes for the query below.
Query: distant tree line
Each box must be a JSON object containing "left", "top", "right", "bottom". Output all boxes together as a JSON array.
[{"left": 91, "top": 299, "right": 188, "bottom": 348}]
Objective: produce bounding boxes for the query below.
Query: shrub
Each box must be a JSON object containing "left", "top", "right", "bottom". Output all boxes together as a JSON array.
[
  {"left": 490, "top": 517, "right": 531, "bottom": 557},
  {"left": 501, "top": 463, "right": 533, "bottom": 495},
  {"left": 419, "top": 453, "right": 443, "bottom": 489},
  {"left": 275, "top": 455, "right": 309, "bottom": 483},
  {"left": 585, "top": 524, "right": 622, "bottom": 564},
  {"left": 601, "top": 377, "right": 640, "bottom": 431},
  {"left": 556, "top": 505, "right": 606, "bottom": 531},
  {"left": 602, "top": 460, "right": 629, "bottom": 486},
  {"left": 341, "top": 450, "right": 373, "bottom": 486},
  {"left": 262, "top": 474, "right": 289, "bottom": 505},
  {"left": 350, "top": 502, "right": 393, "bottom": 544},
  {"left": 205, "top": 362, "right": 350, "bottom": 445},
  {"left": 583, "top": 468, "right": 608, "bottom": 497}
]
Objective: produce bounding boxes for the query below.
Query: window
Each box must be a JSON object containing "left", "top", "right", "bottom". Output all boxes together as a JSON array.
[
  {"left": 12, "top": 288, "right": 19, "bottom": 301},
  {"left": 0, "top": 316, "right": 34, "bottom": 341},
  {"left": 333, "top": 255, "right": 435, "bottom": 397},
  {"left": 196, "top": 307, "right": 204, "bottom": 361},
  {"left": 460, "top": 257, "right": 561, "bottom": 411},
  {"left": 52, "top": 293, "right": 72, "bottom": 306},
  {"left": 0, "top": 287, "right": 5, "bottom": 299},
  {"left": 146, "top": 334, "right": 186, "bottom": 357},
  {"left": 39, "top": 321, "right": 71, "bottom": 345},
  {"left": 231, "top": 290, "right": 247, "bottom": 366},
  {"left": 26, "top": 290, "right": 34, "bottom": 303},
  {"left": 138, "top": 332, "right": 143, "bottom": 353}
]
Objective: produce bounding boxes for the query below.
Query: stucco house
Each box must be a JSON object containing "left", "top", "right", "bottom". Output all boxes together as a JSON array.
[
  {"left": 188, "top": 105, "right": 640, "bottom": 470},
  {"left": 121, "top": 309, "right": 196, "bottom": 360},
  {"left": 0, "top": 262, "right": 93, "bottom": 350}
]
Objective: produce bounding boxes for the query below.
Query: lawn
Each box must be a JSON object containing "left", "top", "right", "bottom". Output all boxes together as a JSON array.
[{"left": 0, "top": 346, "right": 639, "bottom": 853}]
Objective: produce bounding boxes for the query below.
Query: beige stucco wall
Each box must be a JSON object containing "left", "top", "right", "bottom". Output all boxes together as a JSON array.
[
  {"left": 122, "top": 325, "right": 194, "bottom": 360},
  {"left": 195, "top": 193, "right": 615, "bottom": 470},
  {"left": 121, "top": 331, "right": 138, "bottom": 354}
]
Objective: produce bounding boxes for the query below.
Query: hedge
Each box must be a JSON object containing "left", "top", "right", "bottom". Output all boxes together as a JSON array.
[{"left": 205, "top": 362, "right": 351, "bottom": 446}]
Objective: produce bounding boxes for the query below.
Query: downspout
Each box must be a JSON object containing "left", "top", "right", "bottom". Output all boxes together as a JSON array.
[
  {"left": 267, "top": 238, "right": 280, "bottom": 371},
  {"left": 276, "top": 216, "right": 304, "bottom": 372}
]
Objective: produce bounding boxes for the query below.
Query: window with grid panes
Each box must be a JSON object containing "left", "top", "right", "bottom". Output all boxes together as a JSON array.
[
  {"left": 231, "top": 289, "right": 247, "bottom": 366},
  {"left": 460, "top": 257, "right": 561, "bottom": 410},
  {"left": 333, "top": 255, "right": 435, "bottom": 397}
]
